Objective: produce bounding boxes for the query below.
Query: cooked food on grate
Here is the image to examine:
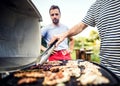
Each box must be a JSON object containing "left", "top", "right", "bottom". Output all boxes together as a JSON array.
[
  {"left": 17, "top": 77, "right": 37, "bottom": 85},
  {"left": 14, "top": 70, "right": 45, "bottom": 78},
  {"left": 13, "top": 60, "right": 110, "bottom": 86},
  {"left": 43, "top": 70, "right": 70, "bottom": 85}
]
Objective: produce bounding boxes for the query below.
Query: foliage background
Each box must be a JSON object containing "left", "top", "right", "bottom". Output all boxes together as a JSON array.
[{"left": 71, "top": 29, "right": 100, "bottom": 63}]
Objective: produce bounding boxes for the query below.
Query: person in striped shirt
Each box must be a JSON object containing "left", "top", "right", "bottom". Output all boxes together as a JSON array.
[{"left": 50, "top": 0, "right": 120, "bottom": 79}]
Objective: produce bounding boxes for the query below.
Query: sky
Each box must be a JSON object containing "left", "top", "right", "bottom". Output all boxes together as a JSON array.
[{"left": 32, "top": 0, "right": 97, "bottom": 37}]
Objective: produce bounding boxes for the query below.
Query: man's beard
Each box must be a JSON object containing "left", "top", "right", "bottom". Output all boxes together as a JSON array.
[{"left": 52, "top": 18, "right": 59, "bottom": 25}]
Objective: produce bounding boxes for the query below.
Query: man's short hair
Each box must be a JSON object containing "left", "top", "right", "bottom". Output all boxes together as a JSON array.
[{"left": 49, "top": 5, "right": 61, "bottom": 14}]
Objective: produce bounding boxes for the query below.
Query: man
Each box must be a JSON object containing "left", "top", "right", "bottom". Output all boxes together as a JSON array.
[
  {"left": 41, "top": 5, "right": 74, "bottom": 61},
  {"left": 50, "top": 0, "right": 120, "bottom": 79}
]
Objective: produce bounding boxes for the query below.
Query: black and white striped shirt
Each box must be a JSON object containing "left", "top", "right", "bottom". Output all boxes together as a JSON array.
[{"left": 82, "top": 0, "right": 120, "bottom": 78}]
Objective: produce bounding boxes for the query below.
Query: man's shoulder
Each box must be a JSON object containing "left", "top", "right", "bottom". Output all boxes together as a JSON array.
[{"left": 42, "top": 24, "right": 52, "bottom": 29}]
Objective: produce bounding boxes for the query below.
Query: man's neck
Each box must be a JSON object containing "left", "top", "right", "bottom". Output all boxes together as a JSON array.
[{"left": 52, "top": 23, "right": 60, "bottom": 27}]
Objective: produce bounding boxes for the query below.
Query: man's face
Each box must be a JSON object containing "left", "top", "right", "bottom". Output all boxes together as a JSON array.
[{"left": 50, "top": 9, "right": 61, "bottom": 25}]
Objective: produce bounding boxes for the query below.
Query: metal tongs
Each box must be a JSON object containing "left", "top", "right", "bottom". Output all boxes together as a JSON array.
[{"left": 36, "top": 39, "right": 58, "bottom": 65}]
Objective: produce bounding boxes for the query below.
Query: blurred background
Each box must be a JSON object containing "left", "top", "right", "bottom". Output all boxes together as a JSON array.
[{"left": 32, "top": 0, "right": 100, "bottom": 63}]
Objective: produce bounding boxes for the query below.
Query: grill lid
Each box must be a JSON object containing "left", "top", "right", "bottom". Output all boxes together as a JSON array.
[
  {"left": 0, "top": 0, "right": 42, "bottom": 73},
  {"left": 0, "top": 40, "right": 58, "bottom": 73}
]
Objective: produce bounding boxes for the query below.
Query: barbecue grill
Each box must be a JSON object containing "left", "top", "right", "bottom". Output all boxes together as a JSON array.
[{"left": 0, "top": 0, "right": 120, "bottom": 86}]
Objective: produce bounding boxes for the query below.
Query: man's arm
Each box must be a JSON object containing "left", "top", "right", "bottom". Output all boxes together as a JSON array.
[
  {"left": 40, "top": 36, "right": 47, "bottom": 52},
  {"left": 68, "top": 36, "right": 74, "bottom": 53},
  {"left": 67, "top": 22, "right": 88, "bottom": 37},
  {"left": 49, "top": 22, "right": 88, "bottom": 47},
  {"left": 41, "top": 45, "right": 47, "bottom": 52}
]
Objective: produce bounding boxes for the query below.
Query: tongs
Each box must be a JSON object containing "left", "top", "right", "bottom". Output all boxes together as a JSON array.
[
  {"left": 0, "top": 39, "right": 58, "bottom": 73},
  {"left": 36, "top": 39, "right": 58, "bottom": 65}
]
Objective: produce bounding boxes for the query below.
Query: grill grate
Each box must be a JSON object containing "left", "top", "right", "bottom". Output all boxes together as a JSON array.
[{"left": 0, "top": 60, "right": 119, "bottom": 86}]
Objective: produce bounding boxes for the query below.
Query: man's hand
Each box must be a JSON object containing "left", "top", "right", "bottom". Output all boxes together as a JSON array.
[
  {"left": 51, "top": 50, "right": 58, "bottom": 54},
  {"left": 49, "top": 33, "right": 67, "bottom": 47}
]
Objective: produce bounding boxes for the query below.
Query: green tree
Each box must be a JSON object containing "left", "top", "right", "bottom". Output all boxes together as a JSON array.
[
  {"left": 89, "top": 29, "right": 100, "bottom": 41},
  {"left": 72, "top": 29, "right": 100, "bottom": 63}
]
